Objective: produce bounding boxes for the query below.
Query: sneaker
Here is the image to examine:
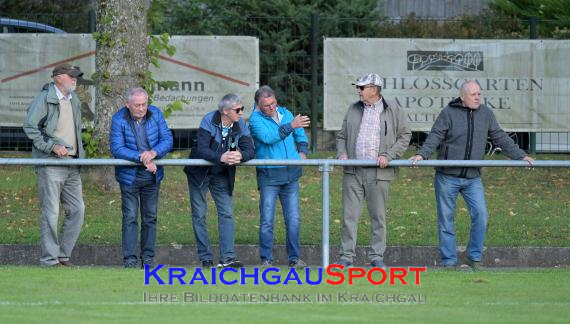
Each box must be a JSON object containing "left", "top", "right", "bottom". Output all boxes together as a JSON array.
[
  {"left": 466, "top": 259, "right": 482, "bottom": 271},
  {"left": 333, "top": 259, "right": 352, "bottom": 268},
  {"left": 288, "top": 259, "right": 308, "bottom": 268},
  {"left": 442, "top": 264, "right": 457, "bottom": 271},
  {"left": 370, "top": 259, "right": 386, "bottom": 269},
  {"left": 141, "top": 259, "right": 154, "bottom": 269},
  {"left": 201, "top": 260, "right": 214, "bottom": 269},
  {"left": 217, "top": 258, "right": 243, "bottom": 269},
  {"left": 58, "top": 260, "right": 75, "bottom": 267},
  {"left": 260, "top": 260, "right": 273, "bottom": 268},
  {"left": 124, "top": 262, "right": 138, "bottom": 269}
]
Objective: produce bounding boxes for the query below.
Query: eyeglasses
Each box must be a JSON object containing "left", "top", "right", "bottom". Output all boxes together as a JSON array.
[
  {"left": 356, "top": 85, "right": 374, "bottom": 91},
  {"left": 232, "top": 106, "right": 245, "bottom": 113}
]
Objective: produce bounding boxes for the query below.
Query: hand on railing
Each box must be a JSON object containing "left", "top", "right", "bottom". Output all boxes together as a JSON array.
[{"left": 409, "top": 155, "right": 423, "bottom": 168}]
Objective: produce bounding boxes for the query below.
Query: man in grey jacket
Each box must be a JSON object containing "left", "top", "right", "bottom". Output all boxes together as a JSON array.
[
  {"left": 336, "top": 73, "right": 411, "bottom": 268},
  {"left": 23, "top": 64, "right": 85, "bottom": 267},
  {"left": 411, "top": 81, "right": 534, "bottom": 270}
]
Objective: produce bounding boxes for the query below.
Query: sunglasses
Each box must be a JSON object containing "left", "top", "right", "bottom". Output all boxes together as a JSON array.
[
  {"left": 232, "top": 106, "right": 245, "bottom": 113},
  {"left": 356, "top": 85, "right": 374, "bottom": 91}
]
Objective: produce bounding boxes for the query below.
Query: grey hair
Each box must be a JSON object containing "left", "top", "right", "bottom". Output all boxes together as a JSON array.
[
  {"left": 126, "top": 87, "right": 148, "bottom": 102},
  {"left": 218, "top": 93, "right": 241, "bottom": 113},
  {"left": 254, "top": 85, "right": 276, "bottom": 104},
  {"left": 460, "top": 80, "right": 479, "bottom": 95}
]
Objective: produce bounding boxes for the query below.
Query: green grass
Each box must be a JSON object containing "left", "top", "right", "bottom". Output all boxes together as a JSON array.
[
  {"left": 0, "top": 266, "right": 568, "bottom": 323},
  {"left": 1, "top": 150, "right": 569, "bottom": 247}
]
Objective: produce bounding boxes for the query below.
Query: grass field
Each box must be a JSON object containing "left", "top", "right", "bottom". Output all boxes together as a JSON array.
[
  {"left": 0, "top": 266, "right": 568, "bottom": 323},
  {"left": 1, "top": 150, "right": 569, "bottom": 247}
]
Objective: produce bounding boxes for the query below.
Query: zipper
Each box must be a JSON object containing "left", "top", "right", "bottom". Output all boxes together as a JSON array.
[{"left": 460, "top": 109, "right": 474, "bottom": 178}]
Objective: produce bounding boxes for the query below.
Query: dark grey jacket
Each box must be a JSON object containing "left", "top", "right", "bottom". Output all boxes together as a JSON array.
[{"left": 417, "top": 97, "right": 527, "bottom": 179}]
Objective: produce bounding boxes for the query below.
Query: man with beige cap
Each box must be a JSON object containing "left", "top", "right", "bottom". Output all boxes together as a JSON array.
[
  {"left": 23, "top": 63, "right": 86, "bottom": 267},
  {"left": 335, "top": 73, "right": 411, "bottom": 268}
]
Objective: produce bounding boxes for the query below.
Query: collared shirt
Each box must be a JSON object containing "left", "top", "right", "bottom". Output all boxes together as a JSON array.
[
  {"left": 355, "top": 99, "right": 383, "bottom": 160},
  {"left": 53, "top": 85, "right": 77, "bottom": 156},
  {"left": 54, "top": 85, "right": 73, "bottom": 101},
  {"left": 131, "top": 116, "right": 154, "bottom": 182}
]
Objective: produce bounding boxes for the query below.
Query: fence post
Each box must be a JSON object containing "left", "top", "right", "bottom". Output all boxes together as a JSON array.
[
  {"left": 319, "top": 162, "right": 332, "bottom": 268},
  {"left": 88, "top": 9, "right": 96, "bottom": 33},
  {"left": 529, "top": 16, "right": 537, "bottom": 154},
  {"left": 310, "top": 13, "right": 319, "bottom": 153}
]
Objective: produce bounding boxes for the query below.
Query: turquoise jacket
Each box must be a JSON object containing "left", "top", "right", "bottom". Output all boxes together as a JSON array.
[{"left": 249, "top": 106, "right": 309, "bottom": 186}]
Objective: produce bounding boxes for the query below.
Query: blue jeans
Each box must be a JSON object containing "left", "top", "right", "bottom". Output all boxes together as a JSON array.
[
  {"left": 259, "top": 181, "right": 301, "bottom": 262},
  {"left": 120, "top": 180, "right": 160, "bottom": 265},
  {"left": 189, "top": 173, "right": 236, "bottom": 263},
  {"left": 434, "top": 172, "right": 488, "bottom": 266}
]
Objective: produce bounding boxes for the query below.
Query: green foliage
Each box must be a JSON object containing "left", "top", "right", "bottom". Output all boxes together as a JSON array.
[
  {"left": 492, "top": 0, "right": 570, "bottom": 38},
  {"left": 150, "top": 0, "right": 382, "bottom": 115},
  {"left": 81, "top": 119, "right": 101, "bottom": 158},
  {"left": 144, "top": 2, "right": 184, "bottom": 118},
  {"left": 375, "top": 10, "right": 526, "bottom": 39}
]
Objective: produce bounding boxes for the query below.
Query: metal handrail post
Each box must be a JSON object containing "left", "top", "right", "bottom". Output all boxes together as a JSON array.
[{"left": 319, "top": 162, "right": 332, "bottom": 268}]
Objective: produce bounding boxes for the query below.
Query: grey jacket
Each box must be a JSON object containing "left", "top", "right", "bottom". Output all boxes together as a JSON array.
[
  {"left": 336, "top": 98, "right": 412, "bottom": 181},
  {"left": 417, "top": 97, "right": 527, "bottom": 178},
  {"left": 23, "top": 83, "right": 85, "bottom": 158}
]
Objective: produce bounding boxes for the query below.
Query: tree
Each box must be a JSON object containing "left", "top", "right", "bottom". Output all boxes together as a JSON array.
[
  {"left": 151, "top": 0, "right": 383, "bottom": 115},
  {"left": 491, "top": 0, "right": 570, "bottom": 38},
  {"left": 93, "top": 0, "right": 149, "bottom": 156}
]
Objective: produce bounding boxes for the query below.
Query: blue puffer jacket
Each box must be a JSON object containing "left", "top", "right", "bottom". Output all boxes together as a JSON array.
[
  {"left": 110, "top": 105, "right": 173, "bottom": 186},
  {"left": 249, "top": 106, "right": 309, "bottom": 186},
  {"left": 184, "top": 110, "right": 255, "bottom": 194}
]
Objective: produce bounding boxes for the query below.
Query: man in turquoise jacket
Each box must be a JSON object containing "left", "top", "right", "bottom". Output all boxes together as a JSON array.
[{"left": 249, "top": 85, "right": 310, "bottom": 268}]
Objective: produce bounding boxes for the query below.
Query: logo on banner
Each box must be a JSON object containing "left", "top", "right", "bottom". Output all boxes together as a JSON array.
[{"left": 407, "top": 51, "right": 484, "bottom": 71}]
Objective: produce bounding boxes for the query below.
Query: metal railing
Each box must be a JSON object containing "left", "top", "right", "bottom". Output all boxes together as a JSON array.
[{"left": 2, "top": 158, "right": 569, "bottom": 267}]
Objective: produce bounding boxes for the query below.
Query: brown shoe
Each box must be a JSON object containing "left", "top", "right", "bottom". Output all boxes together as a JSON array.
[{"left": 58, "top": 260, "right": 75, "bottom": 267}]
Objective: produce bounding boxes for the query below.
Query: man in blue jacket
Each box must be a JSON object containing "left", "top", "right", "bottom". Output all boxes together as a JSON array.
[
  {"left": 110, "top": 87, "right": 173, "bottom": 268},
  {"left": 249, "top": 85, "right": 310, "bottom": 268},
  {"left": 184, "top": 94, "right": 254, "bottom": 269}
]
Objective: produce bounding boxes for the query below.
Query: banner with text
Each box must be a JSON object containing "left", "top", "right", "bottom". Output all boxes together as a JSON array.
[
  {"left": 323, "top": 38, "right": 570, "bottom": 132},
  {"left": 0, "top": 34, "right": 259, "bottom": 128}
]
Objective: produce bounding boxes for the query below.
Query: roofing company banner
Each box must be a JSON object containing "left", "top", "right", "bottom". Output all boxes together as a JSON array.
[
  {"left": 323, "top": 38, "right": 570, "bottom": 132},
  {"left": 0, "top": 34, "right": 259, "bottom": 128}
]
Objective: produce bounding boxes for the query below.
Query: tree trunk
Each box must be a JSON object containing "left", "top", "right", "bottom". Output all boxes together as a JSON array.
[
  {"left": 94, "top": 0, "right": 149, "bottom": 155},
  {"left": 92, "top": 0, "right": 149, "bottom": 191}
]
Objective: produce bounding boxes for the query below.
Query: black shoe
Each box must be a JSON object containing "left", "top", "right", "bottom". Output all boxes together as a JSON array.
[
  {"left": 201, "top": 260, "right": 214, "bottom": 268},
  {"left": 217, "top": 258, "right": 243, "bottom": 269},
  {"left": 370, "top": 259, "right": 386, "bottom": 269},
  {"left": 124, "top": 262, "right": 138, "bottom": 269},
  {"left": 441, "top": 264, "right": 457, "bottom": 271},
  {"left": 58, "top": 260, "right": 75, "bottom": 267},
  {"left": 141, "top": 259, "right": 154, "bottom": 269},
  {"left": 333, "top": 259, "right": 352, "bottom": 268}
]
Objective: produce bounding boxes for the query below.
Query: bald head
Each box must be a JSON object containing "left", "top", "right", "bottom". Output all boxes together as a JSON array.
[{"left": 460, "top": 81, "right": 481, "bottom": 109}]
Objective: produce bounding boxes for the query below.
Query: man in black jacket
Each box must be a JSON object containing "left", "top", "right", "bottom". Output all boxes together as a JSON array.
[
  {"left": 184, "top": 93, "right": 254, "bottom": 269},
  {"left": 411, "top": 81, "right": 534, "bottom": 270}
]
